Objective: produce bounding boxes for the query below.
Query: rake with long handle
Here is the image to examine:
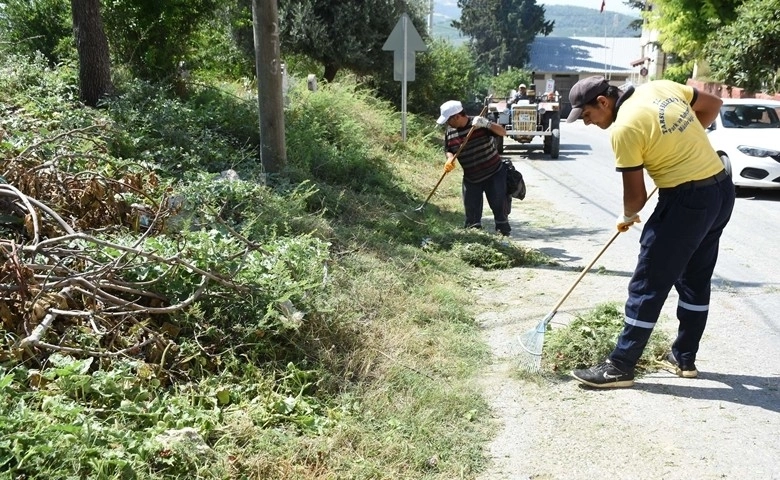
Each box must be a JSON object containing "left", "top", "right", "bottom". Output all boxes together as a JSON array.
[
  {"left": 414, "top": 106, "right": 489, "bottom": 212},
  {"left": 518, "top": 187, "right": 659, "bottom": 372}
]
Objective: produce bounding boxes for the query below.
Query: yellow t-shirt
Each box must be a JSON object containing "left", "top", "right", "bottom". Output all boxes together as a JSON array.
[{"left": 611, "top": 80, "right": 724, "bottom": 188}]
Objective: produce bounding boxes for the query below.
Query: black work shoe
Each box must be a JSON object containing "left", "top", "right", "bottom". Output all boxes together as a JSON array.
[
  {"left": 666, "top": 352, "right": 698, "bottom": 378},
  {"left": 571, "top": 359, "right": 635, "bottom": 388}
]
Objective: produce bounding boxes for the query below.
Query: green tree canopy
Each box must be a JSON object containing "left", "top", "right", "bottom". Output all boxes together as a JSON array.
[
  {"left": 453, "top": 0, "right": 553, "bottom": 73},
  {"left": 646, "top": 0, "right": 742, "bottom": 61},
  {"left": 704, "top": 0, "right": 780, "bottom": 93},
  {"left": 101, "top": 0, "right": 221, "bottom": 82},
  {"left": 0, "top": 0, "right": 72, "bottom": 65},
  {"left": 278, "top": 0, "right": 429, "bottom": 82},
  {"left": 402, "top": 39, "right": 486, "bottom": 115}
]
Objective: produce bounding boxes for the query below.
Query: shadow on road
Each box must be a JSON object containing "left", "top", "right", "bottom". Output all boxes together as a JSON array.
[
  {"left": 566, "top": 371, "right": 780, "bottom": 414},
  {"left": 633, "top": 372, "right": 780, "bottom": 414},
  {"left": 501, "top": 142, "right": 593, "bottom": 162},
  {"left": 509, "top": 224, "right": 604, "bottom": 243}
]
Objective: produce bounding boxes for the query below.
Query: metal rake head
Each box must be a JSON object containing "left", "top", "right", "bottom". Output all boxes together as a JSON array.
[{"left": 517, "top": 318, "right": 549, "bottom": 373}]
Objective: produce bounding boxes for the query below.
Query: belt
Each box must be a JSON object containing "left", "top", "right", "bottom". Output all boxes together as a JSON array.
[{"left": 661, "top": 169, "right": 728, "bottom": 191}]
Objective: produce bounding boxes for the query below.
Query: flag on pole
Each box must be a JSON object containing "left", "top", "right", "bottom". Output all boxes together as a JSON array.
[{"left": 600, "top": 0, "right": 605, "bottom": 12}]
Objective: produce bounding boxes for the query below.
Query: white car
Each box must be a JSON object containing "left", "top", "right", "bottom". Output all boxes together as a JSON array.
[{"left": 706, "top": 98, "right": 780, "bottom": 189}]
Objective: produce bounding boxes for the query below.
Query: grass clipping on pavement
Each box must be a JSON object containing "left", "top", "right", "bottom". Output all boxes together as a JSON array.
[{"left": 542, "top": 302, "right": 671, "bottom": 374}]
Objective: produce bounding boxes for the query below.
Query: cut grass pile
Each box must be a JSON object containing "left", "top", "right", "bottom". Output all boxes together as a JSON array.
[{"left": 542, "top": 302, "right": 671, "bottom": 374}]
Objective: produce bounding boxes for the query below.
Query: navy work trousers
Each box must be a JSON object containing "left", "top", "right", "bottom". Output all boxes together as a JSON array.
[
  {"left": 462, "top": 162, "right": 510, "bottom": 235},
  {"left": 610, "top": 174, "right": 735, "bottom": 371}
]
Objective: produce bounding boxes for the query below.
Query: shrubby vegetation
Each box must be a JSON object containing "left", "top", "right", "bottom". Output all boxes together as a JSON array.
[
  {"left": 0, "top": 49, "right": 546, "bottom": 478},
  {"left": 703, "top": 0, "right": 780, "bottom": 93},
  {"left": 647, "top": 0, "right": 780, "bottom": 92},
  {"left": 4, "top": 0, "right": 764, "bottom": 477}
]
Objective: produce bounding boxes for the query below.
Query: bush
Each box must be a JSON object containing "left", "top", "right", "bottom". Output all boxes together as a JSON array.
[
  {"left": 284, "top": 78, "right": 400, "bottom": 190},
  {"left": 374, "top": 39, "right": 488, "bottom": 116},
  {"left": 486, "top": 69, "right": 533, "bottom": 100},
  {"left": 102, "top": 0, "right": 221, "bottom": 82},
  {"left": 105, "top": 80, "right": 259, "bottom": 177},
  {"left": 0, "top": 52, "right": 513, "bottom": 479},
  {"left": 0, "top": 0, "right": 73, "bottom": 65}
]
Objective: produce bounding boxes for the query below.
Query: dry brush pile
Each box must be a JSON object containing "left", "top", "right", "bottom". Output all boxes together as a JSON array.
[{"left": 0, "top": 123, "right": 249, "bottom": 371}]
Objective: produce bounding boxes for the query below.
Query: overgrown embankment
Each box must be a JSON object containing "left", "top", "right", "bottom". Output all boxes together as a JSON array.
[{"left": 0, "top": 54, "right": 545, "bottom": 479}]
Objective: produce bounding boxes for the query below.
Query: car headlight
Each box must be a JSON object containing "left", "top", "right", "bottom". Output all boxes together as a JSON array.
[
  {"left": 737, "top": 146, "right": 780, "bottom": 158},
  {"left": 538, "top": 107, "right": 546, "bottom": 116}
]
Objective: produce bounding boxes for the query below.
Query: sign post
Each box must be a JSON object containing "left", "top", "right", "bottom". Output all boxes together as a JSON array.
[{"left": 382, "top": 13, "right": 427, "bottom": 141}]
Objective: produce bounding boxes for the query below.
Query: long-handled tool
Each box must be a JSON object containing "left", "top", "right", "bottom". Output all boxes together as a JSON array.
[
  {"left": 414, "top": 106, "right": 488, "bottom": 212},
  {"left": 518, "top": 187, "right": 659, "bottom": 372}
]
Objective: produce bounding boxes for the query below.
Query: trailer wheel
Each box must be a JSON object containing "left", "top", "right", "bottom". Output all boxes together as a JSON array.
[{"left": 550, "top": 129, "right": 560, "bottom": 159}]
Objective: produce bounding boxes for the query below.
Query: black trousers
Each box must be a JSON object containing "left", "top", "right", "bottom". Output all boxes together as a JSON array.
[
  {"left": 462, "top": 163, "right": 510, "bottom": 234},
  {"left": 610, "top": 172, "right": 735, "bottom": 371}
]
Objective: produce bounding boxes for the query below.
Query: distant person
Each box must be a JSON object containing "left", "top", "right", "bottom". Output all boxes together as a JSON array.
[
  {"left": 566, "top": 76, "right": 735, "bottom": 388},
  {"left": 508, "top": 84, "right": 530, "bottom": 104},
  {"left": 437, "top": 100, "right": 511, "bottom": 236}
]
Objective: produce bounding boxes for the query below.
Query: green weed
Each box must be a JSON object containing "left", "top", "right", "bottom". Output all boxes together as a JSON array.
[{"left": 542, "top": 302, "right": 671, "bottom": 374}]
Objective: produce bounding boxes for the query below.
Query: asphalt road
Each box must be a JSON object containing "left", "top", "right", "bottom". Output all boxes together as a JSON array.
[{"left": 502, "top": 120, "right": 780, "bottom": 339}]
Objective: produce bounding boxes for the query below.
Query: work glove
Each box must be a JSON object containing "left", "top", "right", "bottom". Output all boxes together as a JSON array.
[
  {"left": 444, "top": 159, "right": 456, "bottom": 173},
  {"left": 472, "top": 116, "right": 490, "bottom": 129},
  {"left": 616, "top": 213, "right": 641, "bottom": 232}
]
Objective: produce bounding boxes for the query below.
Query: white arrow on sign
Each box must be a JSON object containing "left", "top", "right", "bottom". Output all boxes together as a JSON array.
[
  {"left": 382, "top": 13, "right": 427, "bottom": 141},
  {"left": 382, "top": 12, "right": 427, "bottom": 81}
]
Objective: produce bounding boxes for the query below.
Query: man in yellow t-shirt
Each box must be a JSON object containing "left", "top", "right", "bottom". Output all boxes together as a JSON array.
[{"left": 565, "top": 77, "right": 735, "bottom": 388}]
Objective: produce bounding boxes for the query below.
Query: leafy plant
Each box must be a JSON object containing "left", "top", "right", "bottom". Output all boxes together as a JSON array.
[
  {"left": 101, "top": 0, "right": 222, "bottom": 83},
  {"left": 0, "top": 0, "right": 73, "bottom": 65},
  {"left": 542, "top": 302, "right": 671, "bottom": 374},
  {"left": 486, "top": 69, "right": 533, "bottom": 101},
  {"left": 704, "top": 0, "right": 780, "bottom": 93},
  {"left": 451, "top": 239, "right": 546, "bottom": 270}
]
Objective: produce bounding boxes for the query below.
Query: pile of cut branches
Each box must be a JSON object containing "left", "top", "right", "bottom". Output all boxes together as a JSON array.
[{"left": 0, "top": 125, "right": 243, "bottom": 370}]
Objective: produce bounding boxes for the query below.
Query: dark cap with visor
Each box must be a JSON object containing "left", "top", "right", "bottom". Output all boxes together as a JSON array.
[{"left": 566, "top": 76, "right": 610, "bottom": 123}]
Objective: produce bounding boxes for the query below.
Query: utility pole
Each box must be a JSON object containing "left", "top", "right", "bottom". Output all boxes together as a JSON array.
[{"left": 252, "top": 0, "right": 287, "bottom": 176}]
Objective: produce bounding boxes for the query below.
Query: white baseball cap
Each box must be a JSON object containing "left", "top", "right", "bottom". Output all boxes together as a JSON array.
[{"left": 436, "top": 100, "right": 463, "bottom": 125}]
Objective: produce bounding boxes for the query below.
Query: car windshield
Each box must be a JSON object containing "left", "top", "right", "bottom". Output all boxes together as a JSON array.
[{"left": 720, "top": 105, "right": 780, "bottom": 129}]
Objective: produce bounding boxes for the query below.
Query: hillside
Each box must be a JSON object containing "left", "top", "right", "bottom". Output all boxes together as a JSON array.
[
  {"left": 432, "top": 2, "right": 641, "bottom": 43},
  {"left": 544, "top": 5, "right": 640, "bottom": 37}
]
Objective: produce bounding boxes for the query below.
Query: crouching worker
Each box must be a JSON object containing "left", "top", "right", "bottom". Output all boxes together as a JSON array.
[{"left": 437, "top": 100, "right": 511, "bottom": 236}]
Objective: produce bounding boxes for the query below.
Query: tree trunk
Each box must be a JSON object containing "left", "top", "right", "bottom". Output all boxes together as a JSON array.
[
  {"left": 71, "top": 0, "right": 113, "bottom": 107},
  {"left": 323, "top": 62, "right": 339, "bottom": 83},
  {"left": 252, "top": 0, "right": 287, "bottom": 175}
]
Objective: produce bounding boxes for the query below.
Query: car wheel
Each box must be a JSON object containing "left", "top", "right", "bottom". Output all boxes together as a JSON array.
[{"left": 719, "top": 154, "right": 732, "bottom": 178}]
